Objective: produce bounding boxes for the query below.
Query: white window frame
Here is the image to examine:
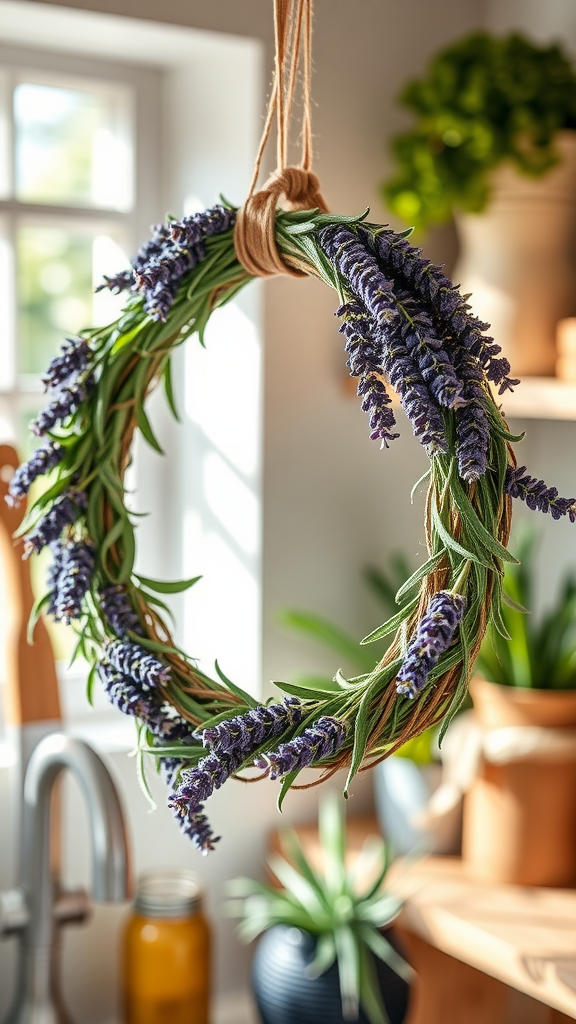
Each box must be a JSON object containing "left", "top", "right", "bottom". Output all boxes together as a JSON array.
[{"left": 0, "top": 43, "right": 165, "bottom": 749}]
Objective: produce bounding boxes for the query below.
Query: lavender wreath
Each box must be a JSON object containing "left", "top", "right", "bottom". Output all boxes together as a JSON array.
[{"left": 8, "top": 199, "right": 575, "bottom": 853}]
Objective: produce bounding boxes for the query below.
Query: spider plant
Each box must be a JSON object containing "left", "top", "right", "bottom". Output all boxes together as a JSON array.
[
  {"left": 227, "top": 793, "right": 412, "bottom": 1024},
  {"left": 476, "top": 530, "right": 576, "bottom": 688}
]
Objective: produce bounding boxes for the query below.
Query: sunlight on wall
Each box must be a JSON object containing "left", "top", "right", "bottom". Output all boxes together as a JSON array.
[{"left": 182, "top": 297, "right": 262, "bottom": 696}]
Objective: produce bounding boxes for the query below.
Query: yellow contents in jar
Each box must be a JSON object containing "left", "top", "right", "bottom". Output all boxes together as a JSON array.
[{"left": 122, "top": 871, "right": 211, "bottom": 1024}]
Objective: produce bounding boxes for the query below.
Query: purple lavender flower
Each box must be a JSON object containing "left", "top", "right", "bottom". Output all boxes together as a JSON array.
[
  {"left": 367, "top": 227, "right": 520, "bottom": 395},
  {"left": 47, "top": 540, "right": 66, "bottom": 599},
  {"left": 255, "top": 717, "right": 347, "bottom": 780},
  {"left": 100, "top": 585, "right": 143, "bottom": 637},
  {"left": 99, "top": 663, "right": 193, "bottom": 741},
  {"left": 323, "top": 226, "right": 465, "bottom": 409},
  {"left": 451, "top": 348, "right": 490, "bottom": 483},
  {"left": 98, "top": 205, "right": 237, "bottom": 321},
  {"left": 168, "top": 746, "right": 244, "bottom": 854},
  {"left": 32, "top": 375, "right": 94, "bottom": 437},
  {"left": 320, "top": 227, "right": 449, "bottom": 455},
  {"left": 336, "top": 300, "right": 399, "bottom": 447},
  {"left": 170, "top": 802, "right": 217, "bottom": 855},
  {"left": 396, "top": 591, "right": 467, "bottom": 700},
  {"left": 380, "top": 327, "right": 448, "bottom": 456},
  {"left": 48, "top": 539, "right": 95, "bottom": 623},
  {"left": 95, "top": 269, "right": 135, "bottom": 294},
  {"left": 160, "top": 757, "right": 184, "bottom": 788},
  {"left": 42, "top": 338, "right": 92, "bottom": 391},
  {"left": 201, "top": 697, "right": 303, "bottom": 757},
  {"left": 170, "top": 204, "right": 236, "bottom": 248},
  {"left": 504, "top": 466, "right": 576, "bottom": 521},
  {"left": 6, "top": 442, "right": 64, "bottom": 507},
  {"left": 105, "top": 639, "right": 171, "bottom": 687},
  {"left": 24, "top": 490, "right": 87, "bottom": 556}
]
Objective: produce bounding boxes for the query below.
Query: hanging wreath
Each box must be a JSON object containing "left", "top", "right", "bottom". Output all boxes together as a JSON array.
[{"left": 8, "top": 0, "right": 576, "bottom": 853}]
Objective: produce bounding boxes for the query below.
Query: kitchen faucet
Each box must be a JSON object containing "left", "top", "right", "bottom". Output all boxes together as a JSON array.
[{"left": 0, "top": 732, "right": 132, "bottom": 1024}]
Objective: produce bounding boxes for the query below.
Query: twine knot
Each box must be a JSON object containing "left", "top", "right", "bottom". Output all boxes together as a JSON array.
[{"left": 234, "top": 167, "right": 328, "bottom": 278}]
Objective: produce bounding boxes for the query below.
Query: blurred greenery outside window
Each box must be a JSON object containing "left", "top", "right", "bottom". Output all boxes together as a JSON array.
[{"left": 0, "top": 57, "right": 138, "bottom": 674}]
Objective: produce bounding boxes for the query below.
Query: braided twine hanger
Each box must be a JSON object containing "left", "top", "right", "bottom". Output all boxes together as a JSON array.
[{"left": 234, "top": 0, "right": 328, "bottom": 278}]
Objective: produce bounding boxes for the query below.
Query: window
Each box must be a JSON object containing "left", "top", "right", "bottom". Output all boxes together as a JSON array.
[
  {"left": 0, "top": 17, "right": 263, "bottom": 752},
  {"left": 0, "top": 54, "right": 144, "bottom": 452},
  {"left": 0, "top": 44, "right": 163, "bottom": 747}
]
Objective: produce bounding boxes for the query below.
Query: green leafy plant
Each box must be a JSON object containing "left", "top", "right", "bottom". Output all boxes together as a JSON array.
[
  {"left": 383, "top": 32, "right": 576, "bottom": 231},
  {"left": 477, "top": 531, "right": 576, "bottom": 689},
  {"left": 279, "top": 557, "right": 437, "bottom": 763},
  {"left": 228, "top": 793, "right": 412, "bottom": 1024}
]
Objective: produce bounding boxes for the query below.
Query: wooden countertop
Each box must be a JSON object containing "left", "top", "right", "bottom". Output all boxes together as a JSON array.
[{"left": 391, "top": 856, "right": 576, "bottom": 1019}]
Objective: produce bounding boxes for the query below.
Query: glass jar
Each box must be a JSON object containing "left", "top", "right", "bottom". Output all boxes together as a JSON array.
[{"left": 122, "top": 870, "right": 211, "bottom": 1024}]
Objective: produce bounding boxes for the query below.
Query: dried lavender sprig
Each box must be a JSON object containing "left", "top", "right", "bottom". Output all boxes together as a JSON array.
[
  {"left": 200, "top": 697, "right": 304, "bottom": 757},
  {"left": 32, "top": 375, "right": 95, "bottom": 437},
  {"left": 105, "top": 639, "right": 171, "bottom": 688},
  {"left": 394, "top": 289, "right": 467, "bottom": 410},
  {"left": 322, "top": 226, "right": 465, "bottom": 411},
  {"left": 335, "top": 291, "right": 447, "bottom": 455},
  {"left": 504, "top": 466, "right": 576, "bottom": 522},
  {"left": 255, "top": 717, "right": 347, "bottom": 780},
  {"left": 336, "top": 300, "right": 399, "bottom": 447},
  {"left": 96, "top": 269, "right": 134, "bottom": 294},
  {"left": 24, "top": 490, "right": 87, "bottom": 556},
  {"left": 99, "top": 663, "right": 193, "bottom": 742},
  {"left": 140, "top": 245, "right": 206, "bottom": 321},
  {"left": 170, "top": 802, "right": 217, "bottom": 855},
  {"left": 167, "top": 747, "right": 244, "bottom": 854},
  {"left": 100, "top": 585, "right": 143, "bottom": 637},
  {"left": 367, "top": 228, "right": 520, "bottom": 394},
  {"left": 49, "top": 539, "right": 95, "bottom": 623},
  {"left": 396, "top": 591, "right": 467, "bottom": 700},
  {"left": 170, "top": 204, "right": 236, "bottom": 248},
  {"left": 42, "top": 338, "right": 92, "bottom": 392},
  {"left": 379, "top": 324, "right": 449, "bottom": 456},
  {"left": 6, "top": 441, "right": 64, "bottom": 507},
  {"left": 452, "top": 347, "right": 490, "bottom": 483},
  {"left": 98, "top": 206, "right": 237, "bottom": 320}
]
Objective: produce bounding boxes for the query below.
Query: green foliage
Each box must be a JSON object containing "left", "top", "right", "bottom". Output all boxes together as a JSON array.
[
  {"left": 227, "top": 793, "right": 412, "bottom": 1024},
  {"left": 383, "top": 32, "right": 576, "bottom": 231},
  {"left": 476, "top": 531, "right": 576, "bottom": 689}
]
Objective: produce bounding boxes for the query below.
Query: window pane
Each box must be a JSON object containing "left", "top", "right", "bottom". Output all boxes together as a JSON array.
[
  {"left": 14, "top": 81, "right": 132, "bottom": 210},
  {"left": 16, "top": 225, "right": 93, "bottom": 375},
  {"left": 16, "top": 224, "right": 129, "bottom": 377}
]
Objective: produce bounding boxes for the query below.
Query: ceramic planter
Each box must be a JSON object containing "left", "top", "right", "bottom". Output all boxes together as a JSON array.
[
  {"left": 463, "top": 678, "right": 576, "bottom": 886},
  {"left": 454, "top": 131, "right": 576, "bottom": 378},
  {"left": 252, "top": 924, "right": 409, "bottom": 1024}
]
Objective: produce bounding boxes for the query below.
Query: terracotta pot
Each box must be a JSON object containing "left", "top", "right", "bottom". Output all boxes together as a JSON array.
[
  {"left": 454, "top": 131, "right": 576, "bottom": 378},
  {"left": 463, "top": 678, "right": 576, "bottom": 886}
]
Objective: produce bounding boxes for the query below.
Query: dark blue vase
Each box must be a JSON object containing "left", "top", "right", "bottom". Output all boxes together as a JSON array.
[{"left": 252, "top": 925, "right": 410, "bottom": 1024}]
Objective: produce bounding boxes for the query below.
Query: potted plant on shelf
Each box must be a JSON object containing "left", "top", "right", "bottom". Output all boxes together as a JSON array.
[
  {"left": 383, "top": 31, "right": 576, "bottom": 377},
  {"left": 278, "top": 559, "right": 462, "bottom": 856},
  {"left": 227, "top": 793, "right": 412, "bottom": 1024},
  {"left": 465, "top": 530, "right": 576, "bottom": 886}
]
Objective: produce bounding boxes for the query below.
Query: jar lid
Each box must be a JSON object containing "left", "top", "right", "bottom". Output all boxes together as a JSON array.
[{"left": 135, "top": 870, "right": 203, "bottom": 919}]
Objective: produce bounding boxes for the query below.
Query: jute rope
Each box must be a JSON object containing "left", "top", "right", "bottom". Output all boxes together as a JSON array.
[{"left": 234, "top": 0, "right": 329, "bottom": 278}]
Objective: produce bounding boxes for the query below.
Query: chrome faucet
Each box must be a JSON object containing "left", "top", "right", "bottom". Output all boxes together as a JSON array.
[{"left": 0, "top": 733, "right": 132, "bottom": 1024}]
